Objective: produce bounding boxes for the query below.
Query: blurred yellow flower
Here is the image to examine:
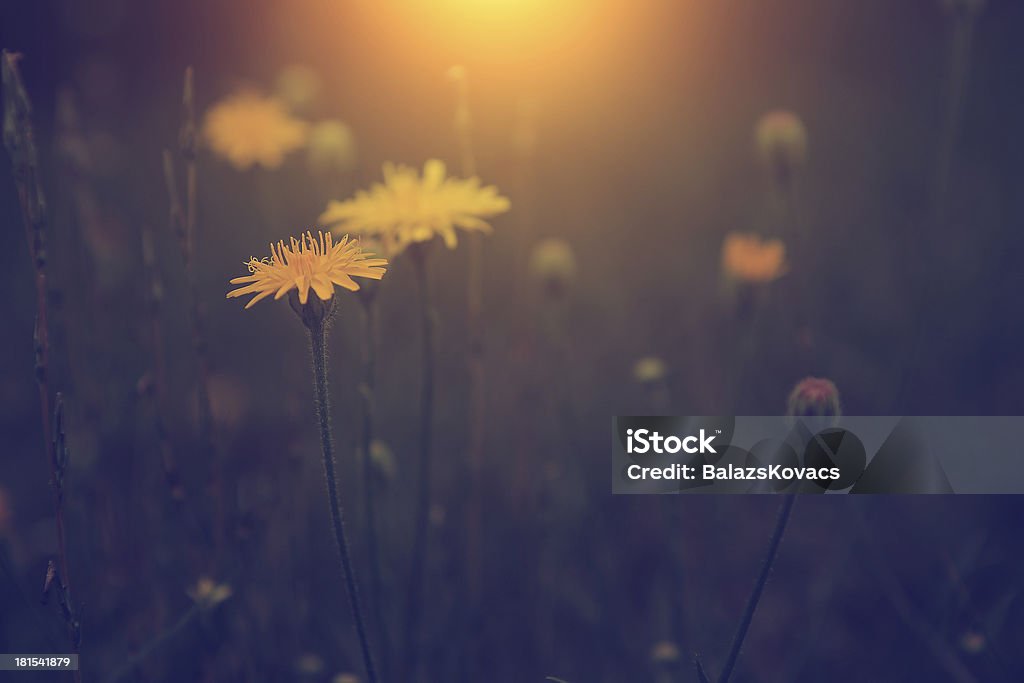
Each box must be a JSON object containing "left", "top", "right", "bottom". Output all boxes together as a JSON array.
[
  {"left": 227, "top": 231, "right": 387, "bottom": 309},
  {"left": 319, "top": 160, "right": 510, "bottom": 253},
  {"left": 202, "top": 91, "right": 308, "bottom": 170},
  {"left": 306, "top": 119, "right": 357, "bottom": 176},
  {"left": 755, "top": 110, "right": 807, "bottom": 174},
  {"left": 649, "top": 640, "right": 680, "bottom": 664},
  {"left": 187, "top": 577, "right": 232, "bottom": 609},
  {"left": 294, "top": 653, "right": 325, "bottom": 675},
  {"left": 721, "top": 232, "right": 787, "bottom": 283},
  {"left": 365, "top": 439, "right": 397, "bottom": 482},
  {"left": 633, "top": 356, "right": 667, "bottom": 384},
  {"left": 528, "top": 238, "right": 576, "bottom": 294}
]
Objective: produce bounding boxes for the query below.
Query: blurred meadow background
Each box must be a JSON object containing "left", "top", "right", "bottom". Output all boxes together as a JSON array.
[{"left": 2, "top": 0, "right": 1024, "bottom": 681}]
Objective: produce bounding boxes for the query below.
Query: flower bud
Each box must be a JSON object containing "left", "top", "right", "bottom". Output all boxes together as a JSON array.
[
  {"left": 289, "top": 288, "right": 335, "bottom": 329},
  {"left": 528, "top": 238, "right": 577, "bottom": 297},
  {"left": 786, "top": 377, "right": 841, "bottom": 421},
  {"left": 306, "top": 120, "right": 357, "bottom": 176},
  {"left": 275, "top": 64, "right": 321, "bottom": 114},
  {"left": 755, "top": 110, "right": 808, "bottom": 181}
]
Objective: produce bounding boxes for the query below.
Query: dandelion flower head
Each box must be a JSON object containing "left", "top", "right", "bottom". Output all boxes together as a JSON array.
[
  {"left": 203, "top": 90, "right": 309, "bottom": 170},
  {"left": 319, "top": 159, "right": 510, "bottom": 254},
  {"left": 227, "top": 231, "right": 387, "bottom": 309},
  {"left": 721, "top": 232, "right": 788, "bottom": 283}
]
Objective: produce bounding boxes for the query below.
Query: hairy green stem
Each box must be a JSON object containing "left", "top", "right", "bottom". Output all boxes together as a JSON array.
[
  {"left": 402, "top": 249, "right": 436, "bottom": 682},
  {"left": 309, "top": 318, "right": 380, "bottom": 683},
  {"left": 717, "top": 494, "right": 795, "bottom": 683}
]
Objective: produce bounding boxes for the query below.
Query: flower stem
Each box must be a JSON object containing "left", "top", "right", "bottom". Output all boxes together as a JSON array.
[
  {"left": 308, "top": 318, "right": 380, "bottom": 683},
  {"left": 456, "top": 70, "right": 487, "bottom": 623},
  {"left": 358, "top": 292, "right": 390, "bottom": 676},
  {"left": 402, "top": 248, "right": 436, "bottom": 682},
  {"left": 3, "top": 50, "right": 81, "bottom": 683},
  {"left": 164, "top": 66, "right": 224, "bottom": 566},
  {"left": 894, "top": 7, "right": 977, "bottom": 409},
  {"left": 717, "top": 494, "right": 795, "bottom": 683}
]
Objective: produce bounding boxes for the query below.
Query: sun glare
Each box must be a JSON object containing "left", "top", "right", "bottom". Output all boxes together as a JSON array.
[{"left": 375, "top": 0, "right": 606, "bottom": 64}]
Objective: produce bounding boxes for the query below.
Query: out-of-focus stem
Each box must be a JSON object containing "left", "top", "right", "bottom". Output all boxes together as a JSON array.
[
  {"left": 894, "top": 6, "right": 978, "bottom": 409},
  {"left": 104, "top": 603, "right": 202, "bottom": 683},
  {"left": 452, "top": 68, "right": 486, "bottom": 609},
  {"left": 402, "top": 245, "right": 436, "bottom": 682},
  {"left": 141, "top": 225, "right": 184, "bottom": 500},
  {"left": 164, "top": 66, "right": 223, "bottom": 563},
  {"left": 853, "top": 507, "right": 978, "bottom": 683},
  {"left": 717, "top": 494, "right": 795, "bottom": 683},
  {"left": 309, "top": 317, "right": 380, "bottom": 683},
  {"left": 3, "top": 50, "right": 81, "bottom": 683},
  {"left": 357, "top": 289, "right": 390, "bottom": 676}
]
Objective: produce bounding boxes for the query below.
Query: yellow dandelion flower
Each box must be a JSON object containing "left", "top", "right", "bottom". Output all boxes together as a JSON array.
[
  {"left": 318, "top": 159, "right": 510, "bottom": 253},
  {"left": 227, "top": 231, "right": 387, "bottom": 309},
  {"left": 721, "top": 232, "right": 788, "bottom": 283},
  {"left": 202, "top": 91, "right": 309, "bottom": 170}
]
